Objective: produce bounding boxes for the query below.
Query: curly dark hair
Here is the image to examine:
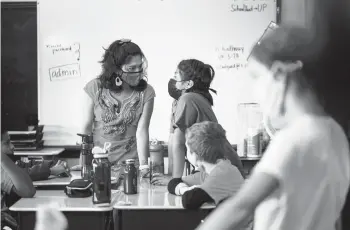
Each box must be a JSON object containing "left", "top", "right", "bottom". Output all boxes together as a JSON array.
[
  {"left": 98, "top": 39, "right": 148, "bottom": 92},
  {"left": 177, "top": 59, "right": 217, "bottom": 105}
]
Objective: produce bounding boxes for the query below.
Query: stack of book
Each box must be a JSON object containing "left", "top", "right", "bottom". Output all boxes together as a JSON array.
[{"left": 8, "top": 125, "right": 44, "bottom": 151}]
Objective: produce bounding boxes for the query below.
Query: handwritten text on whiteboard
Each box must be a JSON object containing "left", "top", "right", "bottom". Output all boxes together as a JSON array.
[
  {"left": 49, "top": 63, "right": 81, "bottom": 81},
  {"left": 216, "top": 45, "right": 247, "bottom": 71},
  {"left": 231, "top": 0, "right": 271, "bottom": 13}
]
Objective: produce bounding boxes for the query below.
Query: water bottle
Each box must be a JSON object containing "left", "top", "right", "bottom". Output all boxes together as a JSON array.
[
  {"left": 77, "top": 133, "right": 94, "bottom": 180},
  {"left": 123, "top": 159, "right": 137, "bottom": 194},
  {"left": 247, "top": 128, "right": 261, "bottom": 158},
  {"left": 92, "top": 143, "right": 112, "bottom": 205},
  {"left": 149, "top": 139, "right": 164, "bottom": 176}
]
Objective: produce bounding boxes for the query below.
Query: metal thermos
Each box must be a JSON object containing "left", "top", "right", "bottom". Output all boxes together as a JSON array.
[
  {"left": 123, "top": 159, "right": 137, "bottom": 195},
  {"left": 77, "top": 133, "right": 94, "bottom": 180}
]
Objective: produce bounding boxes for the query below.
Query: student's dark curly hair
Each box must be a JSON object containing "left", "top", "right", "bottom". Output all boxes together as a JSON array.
[
  {"left": 98, "top": 39, "right": 148, "bottom": 93},
  {"left": 177, "top": 59, "right": 217, "bottom": 105},
  {"left": 249, "top": 0, "right": 350, "bottom": 126}
]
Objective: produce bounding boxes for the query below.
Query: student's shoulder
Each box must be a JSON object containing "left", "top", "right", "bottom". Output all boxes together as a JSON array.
[
  {"left": 142, "top": 84, "right": 156, "bottom": 103},
  {"left": 84, "top": 78, "right": 101, "bottom": 90},
  {"left": 276, "top": 115, "right": 320, "bottom": 143},
  {"left": 211, "top": 160, "right": 243, "bottom": 180},
  {"left": 87, "top": 78, "right": 100, "bottom": 85},
  {"left": 177, "top": 92, "right": 198, "bottom": 105},
  {"left": 144, "top": 83, "right": 155, "bottom": 95},
  {"left": 290, "top": 115, "right": 343, "bottom": 141},
  {"left": 145, "top": 83, "right": 154, "bottom": 91},
  {"left": 275, "top": 116, "right": 349, "bottom": 158}
]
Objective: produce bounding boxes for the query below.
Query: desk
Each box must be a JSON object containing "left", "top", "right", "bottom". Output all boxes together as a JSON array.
[
  {"left": 113, "top": 180, "right": 215, "bottom": 230},
  {"left": 14, "top": 148, "right": 65, "bottom": 163},
  {"left": 14, "top": 148, "right": 65, "bottom": 156},
  {"left": 10, "top": 190, "right": 118, "bottom": 230},
  {"left": 33, "top": 171, "right": 81, "bottom": 188}
]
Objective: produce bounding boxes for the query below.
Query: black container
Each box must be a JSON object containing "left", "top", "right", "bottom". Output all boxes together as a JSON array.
[
  {"left": 92, "top": 155, "right": 111, "bottom": 205},
  {"left": 123, "top": 159, "right": 137, "bottom": 194},
  {"left": 78, "top": 133, "right": 94, "bottom": 180}
]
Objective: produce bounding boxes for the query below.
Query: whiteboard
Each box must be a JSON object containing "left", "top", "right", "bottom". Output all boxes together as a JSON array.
[{"left": 38, "top": 0, "right": 279, "bottom": 146}]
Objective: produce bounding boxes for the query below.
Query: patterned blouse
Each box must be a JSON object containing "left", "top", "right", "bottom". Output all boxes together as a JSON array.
[{"left": 84, "top": 79, "right": 155, "bottom": 164}]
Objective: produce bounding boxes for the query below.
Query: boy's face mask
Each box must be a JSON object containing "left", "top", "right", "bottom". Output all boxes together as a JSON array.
[
  {"left": 168, "top": 79, "right": 182, "bottom": 100},
  {"left": 248, "top": 59, "right": 289, "bottom": 131},
  {"left": 259, "top": 78, "right": 287, "bottom": 137},
  {"left": 249, "top": 59, "right": 303, "bottom": 135}
]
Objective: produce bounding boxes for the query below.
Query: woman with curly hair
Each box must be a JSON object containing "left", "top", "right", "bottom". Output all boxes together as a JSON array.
[{"left": 80, "top": 39, "right": 155, "bottom": 177}]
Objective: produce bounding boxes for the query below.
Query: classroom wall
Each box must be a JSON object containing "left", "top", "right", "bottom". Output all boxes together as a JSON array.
[
  {"left": 2, "top": 0, "right": 312, "bottom": 136},
  {"left": 1, "top": 0, "right": 315, "bottom": 145},
  {"left": 5, "top": 0, "right": 309, "bottom": 24},
  {"left": 2, "top": 0, "right": 309, "bottom": 130}
]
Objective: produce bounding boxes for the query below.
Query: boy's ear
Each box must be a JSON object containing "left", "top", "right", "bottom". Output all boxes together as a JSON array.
[
  {"left": 270, "top": 60, "right": 303, "bottom": 81},
  {"left": 185, "top": 80, "right": 194, "bottom": 90}
]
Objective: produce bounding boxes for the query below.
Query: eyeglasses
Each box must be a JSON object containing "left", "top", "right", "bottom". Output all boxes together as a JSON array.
[
  {"left": 121, "top": 66, "right": 143, "bottom": 74},
  {"left": 247, "top": 21, "right": 279, "bottom": 60},
  {"left": 121, "top": 61, "right": 144, "bottom": 74}
]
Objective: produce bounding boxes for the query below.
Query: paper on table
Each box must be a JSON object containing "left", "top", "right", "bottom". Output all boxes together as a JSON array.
[{"left": 8, "top": 131, "right": 36, "bottom": 135}]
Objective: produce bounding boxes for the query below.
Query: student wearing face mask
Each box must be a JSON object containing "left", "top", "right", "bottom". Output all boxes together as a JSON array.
[
  {"left": 153, "top": 59, "right": 244, "bottom": 185},
  {"left": 80, "top": 39, "right": 155, "bottom": 177},
  {"left": 167, "top": 101, "right": 178, "bottom": 175},
  {"left": 196, "top": 5, "right": 350, "bottom": 229},
  {"left": 167, "top": 77, "right": 183, "bottom": 175}
]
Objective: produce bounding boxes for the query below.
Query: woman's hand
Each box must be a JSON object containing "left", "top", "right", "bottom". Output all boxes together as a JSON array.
[{"left": 151, "top": 174, "right": 172, "bottom": 186}]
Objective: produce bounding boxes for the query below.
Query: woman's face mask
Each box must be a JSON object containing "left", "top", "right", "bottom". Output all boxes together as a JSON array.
[
  {"left": 121, "top": 71, "right": 142, "bottom": 87},
  {"left": 120, "top": 55, "right": 143, "bottom": 87}
]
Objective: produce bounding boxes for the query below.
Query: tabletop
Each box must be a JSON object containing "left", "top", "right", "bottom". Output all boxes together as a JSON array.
[
  {"left": 9, "top": 189, "right": 121, "bottom": 212},
  {"left": 33, "top": 171, "right": 81, "bottom": 186},
  {"left": 14, "top": 148, "right": 65, "bottom": 156},
  {"left": 113, "top": 179, "right": 215, "bottom": 210},
  {"left": 12, "top": 175, "right": 215, "bottom": 212}
]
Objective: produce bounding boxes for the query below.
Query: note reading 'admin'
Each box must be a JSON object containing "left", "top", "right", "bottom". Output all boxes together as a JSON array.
[{"left": 49, "top": 63, "right": 81, "bottom": 81}]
